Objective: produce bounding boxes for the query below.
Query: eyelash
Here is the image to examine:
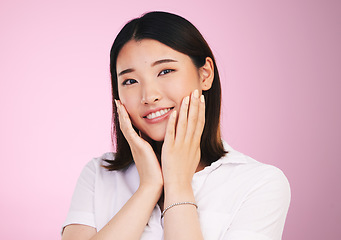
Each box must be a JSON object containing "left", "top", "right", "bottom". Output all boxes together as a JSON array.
[
  {"left": 158, "top": 69, "right": 174, "bottom": 76},
  {"left": 122, "top": 79, "right": 137, "bottom": 85},
  {"left": 122, "top": 69, "right": 174, "bottom": 85}
]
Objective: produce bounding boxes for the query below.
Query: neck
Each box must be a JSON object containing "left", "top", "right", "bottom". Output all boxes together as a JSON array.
[{"left": 151, "top": 140, "right": 163, "bottom": 162}]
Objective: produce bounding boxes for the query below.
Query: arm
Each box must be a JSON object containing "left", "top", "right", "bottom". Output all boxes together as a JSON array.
[
  {"left": 63, "top": 185, "right": 161, "bottom": 240},
  {"left": 62, "top": 100, "right": 163, "bottom": 240},
  {"left": 223, "top": 168, "right": 291, "bottom": 240},
  {"left": 162, "top": 90, "right": 205, "bottom": 240}
]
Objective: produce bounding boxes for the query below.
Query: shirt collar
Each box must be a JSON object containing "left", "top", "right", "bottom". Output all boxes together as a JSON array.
[{"left": 193, "top": 140, "right": 249, "bottom": 181}]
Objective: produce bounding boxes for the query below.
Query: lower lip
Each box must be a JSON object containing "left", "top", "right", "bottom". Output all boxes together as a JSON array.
[{"left": 144, "top": 109, "right": 174, "bottom": 124}]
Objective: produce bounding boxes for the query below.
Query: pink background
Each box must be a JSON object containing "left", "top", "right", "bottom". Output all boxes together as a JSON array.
[{"left": 1, "top": 0, "right": 340, "bottom": 239}]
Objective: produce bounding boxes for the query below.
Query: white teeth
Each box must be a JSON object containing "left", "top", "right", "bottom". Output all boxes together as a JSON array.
[{"left": 146, "top": 108, "right": 171, "bottom": 119}]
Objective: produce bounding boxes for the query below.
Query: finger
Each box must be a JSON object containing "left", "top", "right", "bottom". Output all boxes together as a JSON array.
[
  {"left": 192, "top": 94, "right": 205, "bottom": 146},
  {"left": 175, "top": 95, "right": 189, "bottom": 141},
  {"left": 185, "top": 89, "right": 200, "bottom": 142},
  {"left": 164, "top": 110, "right": 177, "bottom": 147},
  {"left": 115, "top": 100, "right": 141, "bottom": 144}
]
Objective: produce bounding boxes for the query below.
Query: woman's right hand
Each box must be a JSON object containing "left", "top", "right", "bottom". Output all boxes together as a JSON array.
[
  {"left": 115, "top": 100, "right": 163, "bottom": 190},
  {"left": 63, "top": 102, "right": 163, "bottom": 240}
]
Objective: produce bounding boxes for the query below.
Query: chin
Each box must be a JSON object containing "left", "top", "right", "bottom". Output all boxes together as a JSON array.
[
  {"left": 150, "top": 135, "right": 165, "bottom": 142},
  {"left": 147, "top": 132, "right": 166, "bottom": 142}
]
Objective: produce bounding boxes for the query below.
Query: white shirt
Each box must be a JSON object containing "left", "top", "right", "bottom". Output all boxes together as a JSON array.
[{"left": 63, "top": 143, "right": 290, "bottom": 240}]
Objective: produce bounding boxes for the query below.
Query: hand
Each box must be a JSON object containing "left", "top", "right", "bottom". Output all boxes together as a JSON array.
[
  {"left": 161, "top": 89, "right": 205, "bottom": 187},
  {"left": 115, "top": 100, "right": 163, "bottom": 190}
]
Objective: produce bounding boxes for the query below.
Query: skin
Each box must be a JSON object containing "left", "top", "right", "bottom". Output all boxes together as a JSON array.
[
  {"left": 116, "top": 39, "right": 209, "bottom": 142},
  {"left": 62, "top": 39, "right": 214, "bottom": 240}
]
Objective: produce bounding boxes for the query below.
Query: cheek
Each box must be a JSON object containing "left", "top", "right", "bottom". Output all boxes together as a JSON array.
[
  {"left": 122, "top": 98, "right": 136, "bottom": 113},
  {"left": 118, "top": 87, "right": 135, "bottom": 106},
  {"left": 165, "top": 76, "right": 201, "bottom": 101},
  {"left": 119, "top": 92, "right": 139, "bottom": 117}
]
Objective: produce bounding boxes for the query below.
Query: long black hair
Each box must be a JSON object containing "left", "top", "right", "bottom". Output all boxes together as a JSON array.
[{"left": 104, "top": 11, "right": 226, "bottom": 170}]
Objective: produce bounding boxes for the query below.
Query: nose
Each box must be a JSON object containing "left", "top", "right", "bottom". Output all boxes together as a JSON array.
[{"left": 141, "top": 83, "right": 162, "bottom": 105}]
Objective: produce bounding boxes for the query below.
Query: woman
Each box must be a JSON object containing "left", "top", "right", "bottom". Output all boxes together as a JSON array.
[{"left": 62, "top": 11, "right": 290, "bottom": 240}]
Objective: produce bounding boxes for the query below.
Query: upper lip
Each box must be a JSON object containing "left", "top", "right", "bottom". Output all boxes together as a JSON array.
[{"left": 142, "top": 107, "right": 174, "bottom": 118}]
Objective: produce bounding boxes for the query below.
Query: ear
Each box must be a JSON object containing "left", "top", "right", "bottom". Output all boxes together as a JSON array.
[{"left": 199, "top": 57, "right": 214, "bottom": 91}]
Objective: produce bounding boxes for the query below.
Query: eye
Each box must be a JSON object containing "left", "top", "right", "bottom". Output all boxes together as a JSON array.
[
  {"left": 122, "top": 79, "right": 137, "bottom": 85},
  {"left": 158, "top": 69, "right": 174, "bottom": 76}
]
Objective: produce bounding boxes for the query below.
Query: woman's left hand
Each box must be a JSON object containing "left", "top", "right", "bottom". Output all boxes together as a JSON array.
[{"left": 161, "top": 89, "right": 206, "bottom": 187}]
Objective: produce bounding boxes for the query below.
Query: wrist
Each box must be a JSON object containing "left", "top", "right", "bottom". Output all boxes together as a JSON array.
[
  {"left": 138, "top": 182, "right": 163, "bottom": 197},
  {"left": 164, "top": 182, "right": 193, "bottom": 198},
  {"left": 164, "top": 177, "right": 192, "bottom": 190},
  {"left": 163, "top": 183, "right": 196, "bottom": 213}
]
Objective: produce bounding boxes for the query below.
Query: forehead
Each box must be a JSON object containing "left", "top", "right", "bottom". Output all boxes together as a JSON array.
[{"left": 116, "top": 39, "right": 191, "bottom": 69}]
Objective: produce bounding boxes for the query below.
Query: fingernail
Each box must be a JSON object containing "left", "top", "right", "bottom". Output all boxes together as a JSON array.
[
  {"left": 200, "top": 95, "right": 205, "bottom": 103},
  {"left": 193, "top": 89, "right": 199, "bottom": 98},
  {"left": 184, "top": 96, "right": 190, "bottom": 104},
  {"left": 115, "top": 100, "right": 120, "bottom": 114}
]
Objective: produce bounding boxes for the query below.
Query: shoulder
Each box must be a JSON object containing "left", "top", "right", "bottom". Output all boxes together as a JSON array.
[
  {"left": 78, "top": 152, "right": 113, "bottom": 177},
  {"left": 85, "top": 152, "right": 115, "bottom": 169},
  {"left": 195, "top": 142, "right": 291, "bottom": 239},
  {"left": 220, "top": 142, "right": 288, "bottom": 179},
  {"left": 79, "top": 152, "right": 137, "bottom": 182},
  {"left": 202, "top": 142, "right": 290, "bottom": 199}
]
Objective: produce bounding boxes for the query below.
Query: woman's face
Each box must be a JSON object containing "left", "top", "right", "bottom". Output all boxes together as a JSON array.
[{"left": 116, "top": 39, "right": 207, "bottom": 141}]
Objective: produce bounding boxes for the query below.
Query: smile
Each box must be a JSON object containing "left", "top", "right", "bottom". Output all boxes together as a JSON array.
[{"left": 145, "top": 108, "right": 172, "bottom": 120}]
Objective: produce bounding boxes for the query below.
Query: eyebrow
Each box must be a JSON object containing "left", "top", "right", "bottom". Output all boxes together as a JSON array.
[
  {"left": 118, "top": 68, "right": 135, "bottom": 77},
  {"left": 151, "top": 58, "right": 178, "bottom": 66},
  {"left": 118, "top": 59, "right": 178, "bottom": 77}
]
